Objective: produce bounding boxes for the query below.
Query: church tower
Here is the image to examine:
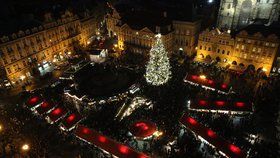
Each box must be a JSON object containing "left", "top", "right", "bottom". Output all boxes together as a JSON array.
[{"left": 217, "top": 0, "right": 280, "bottom": 30}]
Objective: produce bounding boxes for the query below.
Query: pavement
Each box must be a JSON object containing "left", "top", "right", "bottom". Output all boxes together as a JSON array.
[{"left": 1, "top": 64, "right": 68, "bottom": 98}]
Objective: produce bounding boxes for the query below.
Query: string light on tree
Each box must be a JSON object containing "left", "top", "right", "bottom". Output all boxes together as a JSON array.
[{"left": 145, "top": 34, "right": 171, "bottom": 86}]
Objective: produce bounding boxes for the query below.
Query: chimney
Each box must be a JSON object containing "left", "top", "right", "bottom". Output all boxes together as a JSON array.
[
  {"left": 163, "top": 11, "right": 167, "bottom": 18},
  {"left": 44, "top": 13, "right": 53, "bottom": 22},
  {"left": 156, "top": 26, "right": 160, "bottom": 33}
]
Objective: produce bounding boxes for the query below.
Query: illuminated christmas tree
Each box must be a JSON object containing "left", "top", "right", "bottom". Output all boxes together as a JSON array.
[{"left": 145, "top": 34, "right": 171, "bottom": 86}]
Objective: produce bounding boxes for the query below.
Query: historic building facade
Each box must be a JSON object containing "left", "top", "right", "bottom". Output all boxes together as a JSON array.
[
  {"left": 217, "top": 0, "right": 280, "bottom": 29},
  {"left": 196, "top": 28, "right": 279, "bottom": 75},
  {"left": 106, "top": 8, "right": 201, "bottom": 55},
  {"left": 0, "top": 11, "right": 97, "bottom": 84}
]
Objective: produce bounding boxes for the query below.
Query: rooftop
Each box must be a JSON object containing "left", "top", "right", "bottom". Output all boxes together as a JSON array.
[
  {"left": 233, "top": 21, "right": 280, "bottom": 38},
  {"left": 113, "top": 0, "right": 197, "bottom": 34}
]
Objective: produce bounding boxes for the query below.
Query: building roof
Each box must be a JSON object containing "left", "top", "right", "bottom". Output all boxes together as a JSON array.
[
  {"left": 180, "top": 115, "right": 246, "bottom": 158},
  {"left": 26, "top": 95, "right": 43, "bottom": 109},
  {"left": 61, "top": 112, "right": 83, "bottom": 131},
  {"left": 233, "top": 21, "right": 280, "bottom": 38},
  {"left": 130, "top": 121, "right": 157, "bottom": 138},
  {"left": 36, "top": 101, "right": 56, "bottom": 115},
  {"left": 190, "top": 98, "right": 252, "bottom": 112},
  {"left": 116, "top": 9, "right": 172, "bottom": 34},
  {"left": 184, "top": 74, "right": 231, "bottom": 93},
  {"left": 0, "top": 0, "right": 101, "bottom": 37},
  {"left": 47, "top": 106, "right": 68, "bottom": 123},
  {"left": 113, "top": 0, "right": 198, "bottom": 34},
  {"left": 88, "top": 49, "right": 102, "bottom": 55},
  {"left": 74, "top": 125, "right": 149, "bottom": 158}
]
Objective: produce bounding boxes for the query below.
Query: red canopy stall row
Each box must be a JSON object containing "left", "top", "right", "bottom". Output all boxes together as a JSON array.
[
  {"left": 26, "top": 96, "right": 148, "bottom": 157},
  {"left": 46, "top": 106, "right": 69, "bottom": 124},
  {"left": 60, "top": 112, "right": 83, "bottom": 131},
  {"left": 184, "top": 74, "right": 231, "bottom": 94},
  {"left": 75, "top": 125, "right": 149, "bottom": 158},
  {"left": 180, "top": 114, "right": 246, "bottom": 158},
  {"left": 188, "top": 99, "right": 252, "bottom": 114},
  {"left": 36, "top": 101, "right": 56, "bottom": 115},
  {"left": 26, "top": 95, "right": 44, "bottom": 110},
  {"left": 26, "top": 95, "right": 83, "bottom": 130}
]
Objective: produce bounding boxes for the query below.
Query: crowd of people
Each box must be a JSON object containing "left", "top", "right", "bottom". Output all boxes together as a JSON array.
[{"left": 1, "top": 52, "right": 279, "bottom": 158}]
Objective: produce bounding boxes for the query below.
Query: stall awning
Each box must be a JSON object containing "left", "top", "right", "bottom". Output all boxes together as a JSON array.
[
  {"left": 130, "top": 121, "right": 157, "bottom": 139},
  {"left": 36, "top": 101, "right": 56, "bottom": 115},
  {"left": 180, "top": 114, "right": 246, "bottom": 158},
  {"left": 47, "top": 106, "right": 68, "bottom": 124},
  {"left": 61, "top": 112, "right": 83, "bottom": 131},
  {"left": 189, "top": 99, "right": 252, "bottom": 113},
  {"left": 74, "top": 125, "right": 149, "bottom": 158},
  {"left": 26, "top": 95, "right": 43, "bottom": 109},
  {"left": 184, "top": 74, "right": 231, "bottom": 93}
]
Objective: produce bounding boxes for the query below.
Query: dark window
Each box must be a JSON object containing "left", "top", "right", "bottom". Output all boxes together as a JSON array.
[
  {"left": 7, "top": 68, "right": 11, "bottom": 74},
  {"left": 217, "top": 49, "right": 220, "bottom": 53}
]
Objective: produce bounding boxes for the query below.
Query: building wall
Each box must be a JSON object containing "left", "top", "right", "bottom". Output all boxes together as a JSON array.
[
  {"left": 106, "top": 8, "right": 201, "bottom": 55},
  {"left": 173, "top": 20, "right": 201, "bottom": 55},
  {"left": 106, "top": 8, "right": 121, "bottom": 37},
  {"left": 80, "top": 15, "right": 98, "bottom": 46},
  {"left": 196, "top": 29, "right": 279, "bottom": 75},
  {"left": 0, "top": 12, "right": 97, "bottom": 84},
  {"left": 217, "top": 0, "right": 280, "bottom": 29},
  {"left": 117, "top": 25, "right": 174, "bottom": 54}
]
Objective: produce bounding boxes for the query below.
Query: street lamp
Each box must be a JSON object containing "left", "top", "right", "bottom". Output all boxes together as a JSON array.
[
  {"left": 199, "top": 75, "right": 206, "bottom": 80},
  {"left": 0, "top": 124, "right": 4, "bottom": 132},
  {"left": 21, "top": 144, "right": 30, "bottom": 152}
]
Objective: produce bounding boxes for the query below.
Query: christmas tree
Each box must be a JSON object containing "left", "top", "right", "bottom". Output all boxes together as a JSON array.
[{"left": 145, "top": 34, "right": 171, "bottom": 86}]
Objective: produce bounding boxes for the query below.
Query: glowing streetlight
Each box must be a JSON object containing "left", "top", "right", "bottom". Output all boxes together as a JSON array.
[
  {"left": 21, "top": 144, "right": 30, "bottom": 152},
  {"left": 153, "top": 131, "right": 163, "bottom": 138},
  {"left": 199, "top": 75, "right": 206, "bottom": 79},
  {"left": 114, "top": 44, "right": 118, "bottom": 48},
  {"left": 262, "top": 68, "right": 267, "bottom": 72},
  {"left": 0, "top": 124, "right": 3, "bottom": 132}
]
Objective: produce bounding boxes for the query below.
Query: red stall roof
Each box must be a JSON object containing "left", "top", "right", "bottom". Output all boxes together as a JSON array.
[
  {"left": 184, "top": 74, "right": 231, "bottom": 94},
  {"left": 36, "top": 101, "right": 56, "bottom": 115},
  {"left": 61, "top": 112, "right": 83, "bottom": 131},
  {"left": 130, "top": 121, "right": 157, "bottom": 139},
  {"left": 26, "top": 96, "right": 43, "bottom": 109},
  {"left": 180, "top": 114, "right": 246, "bottom": 158},
  {"left": 190, "top": 99, "right": 252, "bottom": 113},
  {"left": 47, "top": 106, "right": 68, "bottom": 123},
  {"left": 74, "top": 125, "right": 149, "bottom": 158}
]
